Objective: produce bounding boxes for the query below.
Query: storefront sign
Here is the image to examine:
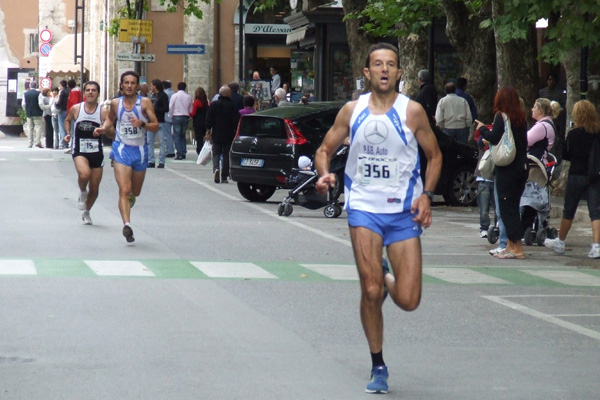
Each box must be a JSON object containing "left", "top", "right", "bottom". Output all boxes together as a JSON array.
[{"left": 245, "top": 24, "right": 291, "bottom": 35}]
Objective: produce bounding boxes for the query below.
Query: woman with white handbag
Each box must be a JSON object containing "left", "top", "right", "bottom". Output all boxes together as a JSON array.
[{"left": 475, "top": 87, "right": 529, "bottom": 259}]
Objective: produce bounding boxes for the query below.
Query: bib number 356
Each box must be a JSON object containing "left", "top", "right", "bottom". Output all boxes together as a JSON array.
[{"left": 358, "top": 156, "right": 399, "bottom": 186}]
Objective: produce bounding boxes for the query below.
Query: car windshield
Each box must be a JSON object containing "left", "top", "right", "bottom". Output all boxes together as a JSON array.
[{"left": 239, "top": 116, "right": 286, "bottom": 139}]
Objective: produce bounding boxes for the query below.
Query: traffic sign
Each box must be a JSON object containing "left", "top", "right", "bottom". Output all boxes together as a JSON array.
[
  {"left": 39, "top": 43, "right": 52, "bottom": 57},
  {"left": 119, "top": 19, "right": 153, "bottom": 44},
  {"left": 40, "top": 29, "right": 52, "bottom": 43},
  {"left": 40, "top": 77, "right": 52, "bottom": 89},
  {"left": 116, "top": 53, "right": 156, "bottom": 63},
  {"left": 166, "top": 44, "right": 205, "bottom": 55}
]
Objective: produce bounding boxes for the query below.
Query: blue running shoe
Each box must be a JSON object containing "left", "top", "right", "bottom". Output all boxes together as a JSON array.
[
  {"left": 366, "top": 365, "right": 389, "bottom": 394},
  {"left": 382, "top": 258, "right": 390, "bottom": 303}
]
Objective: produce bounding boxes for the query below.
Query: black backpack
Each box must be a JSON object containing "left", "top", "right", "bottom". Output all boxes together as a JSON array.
[{"left": 528, "top": 119, "right": 556, "bottom": 160}]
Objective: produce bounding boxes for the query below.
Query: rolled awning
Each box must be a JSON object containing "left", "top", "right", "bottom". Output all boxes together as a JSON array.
[
  {"left": 286, "top": 26, "right": 308, "bottom": 45},
  {"left": 46, "top": 33, "right": 90, "bottom": 76}
]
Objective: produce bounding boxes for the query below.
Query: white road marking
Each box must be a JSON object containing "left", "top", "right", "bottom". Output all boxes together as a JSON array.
[
  {"left": 167, "top": 168, "right": 353, "bottom": 248},
  {"left": 424, "top": 267, "right": 511, "bottom": 284},
  {"left": 85, "top": 260, "right": 155, "bottom": 277},
  {"left": 0, "top": 260, "right": 36, "bottom": 275},
  {"left": 483, "top": 295, "right": 600, "bottom": 342},
  {"left": 522, "top": 270, "right": 600, "bottom": 286},
  {"left": 301, "top": 264, "right": 358, "bottom": 280},
  {"left": 191, "top": 262, "right": 276, "bottom": 279}
]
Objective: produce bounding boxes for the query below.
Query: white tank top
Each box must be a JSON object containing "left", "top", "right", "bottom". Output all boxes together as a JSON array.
[
  {"left": 115, "top": 95, "right": 148, "bottom": 146},
  {"left": 344, "top": 92, "right": 423, "bottom": 213}
]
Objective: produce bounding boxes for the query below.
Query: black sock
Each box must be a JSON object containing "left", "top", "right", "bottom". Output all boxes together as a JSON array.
[{"left": 371, "top": 351, "right": 385, "bottom": 368}]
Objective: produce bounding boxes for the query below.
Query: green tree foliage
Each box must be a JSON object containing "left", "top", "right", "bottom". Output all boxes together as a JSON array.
[
  {"left": 344, "top": 0, "right": 443, "bottom": 38},
  {"left": 481, "top": 0, "right": 600, "bottom": 65}
]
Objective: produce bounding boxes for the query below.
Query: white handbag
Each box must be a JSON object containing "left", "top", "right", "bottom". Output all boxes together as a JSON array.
[
  {"left": 490, "top": 112, "right": 516, "bottom": 166},
  {"left": 196, "top": 141, "right": 212, "bottom": 165}
]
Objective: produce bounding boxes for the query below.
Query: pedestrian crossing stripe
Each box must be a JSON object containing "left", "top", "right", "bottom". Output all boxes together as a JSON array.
[{"left": 1, "top": 259, "right": 600, "bottom": 287}]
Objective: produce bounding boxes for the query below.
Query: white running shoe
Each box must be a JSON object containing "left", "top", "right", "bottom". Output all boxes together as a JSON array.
[
  {"left": 588, "top": 243, "right": 600, "bottom": 259},
  {"left": 82, "top": 210, "right": 92, "bottom": 225},
  {"left": 78, "top": 191, "right": 88, "bottom": 210},
  {"left": 480, "top": 230, "right": 488, "bottom": 238},
  {"left": 489, "top": 247, "right": 505, "bottom": 256},
  {"left": 544, "top": 238, "right": 565, "bottom": 254}
]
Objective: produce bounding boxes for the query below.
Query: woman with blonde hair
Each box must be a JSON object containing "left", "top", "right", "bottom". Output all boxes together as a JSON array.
[
  {"left": 527, "top": 98, "right": 561, "bottom": 162},
  {"left": 545, "top": 99, "right": 600, "bottom": 258}
]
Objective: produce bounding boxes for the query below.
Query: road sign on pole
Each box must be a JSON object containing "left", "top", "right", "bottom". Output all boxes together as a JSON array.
[
  {"left": 40, "top": 29, "right": 52, "bottom": 43},
  {"left": 116, "top": 53, "right": 156, "bottom": 63},
  {"left": 40, "top": 77, "right": 52, "bottom": 89},
  {"left": 39, "top": 43, "right": 52, "bottom": 57},
  {"left": 118, "top": 19, "right": 153, "bottom": 44},
  {"left": 166, "top": 44, "right": 205, "bottom": 55}
]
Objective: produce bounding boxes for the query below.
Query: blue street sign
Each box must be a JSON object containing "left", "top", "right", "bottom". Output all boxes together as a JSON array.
[{"left": 166, "top": 44, "right": 205, "bottom": 55}]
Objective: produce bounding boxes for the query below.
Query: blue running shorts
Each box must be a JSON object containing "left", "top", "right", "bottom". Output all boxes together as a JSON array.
[
  {"left": 347, "top": 209, "right": 423, "bottom": 246},
  {"left": 111, "top": 141, "right": 148, "bottom": 172}
]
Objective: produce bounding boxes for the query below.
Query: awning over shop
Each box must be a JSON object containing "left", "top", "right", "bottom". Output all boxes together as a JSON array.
[
  {"left": 46, "top": 33, "right": 90, "bottom": 76},
  {"left": 286, "top": 26, "right": 308, "bottom": 45}
]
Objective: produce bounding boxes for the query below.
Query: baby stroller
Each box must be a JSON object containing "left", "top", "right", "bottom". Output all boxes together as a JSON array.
[
  {"left": 520, "top": 153, "right": 558, "bottom": 245},
  {"left": 277, "top": 145, "right": 348, "bottom": 218}
]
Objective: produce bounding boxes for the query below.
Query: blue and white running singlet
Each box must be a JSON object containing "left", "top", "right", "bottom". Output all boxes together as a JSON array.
[
  {"left": 115, "top": 95, "right": 148, "bottom": 147},
  {"left": 344, "top": 92, "right": 423, "bottom": 214}
]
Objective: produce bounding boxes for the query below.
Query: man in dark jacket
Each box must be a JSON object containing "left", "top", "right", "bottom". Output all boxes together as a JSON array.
[
  {"left": 148, "top": 79, "right": 170, "bottom": 168},
  {"left": 22, "top": 81, "right": 44, "bottom": 148},
  {"left": 415, "top": 69, "right": 437, "bottom": 126},
  {"left": 228, "top": 81, "right": 244, "bottom": 111},
  {"left": 206, "top": 85, "right": 240, "bottom": 184}
]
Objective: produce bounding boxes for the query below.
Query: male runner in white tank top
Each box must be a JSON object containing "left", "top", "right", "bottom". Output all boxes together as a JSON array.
[
  {"left": 315, "top": 43, "right": 442, "bottom": 394},
  {"left": 95, "top": 71, "right": 159, "bottom": 243},
  {"left": 64, "top": 81, "right": 106, "bottom": 225}
]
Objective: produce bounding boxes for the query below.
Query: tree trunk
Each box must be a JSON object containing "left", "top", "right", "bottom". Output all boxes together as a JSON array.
[
  {"left": 491, "top": 0, "right": 538, "bottom": 112},
  {"left": 551, "top": 47, "right": 582, "bottom": 196},
  {"left": 440, "top": 0, "right": 497, "bottom": 122},
  {"left": 342, "top": 0, "right": 376, "bottom": 93},
  {"left": 397, "top": 32, "right": 429, "bottom": 99}
]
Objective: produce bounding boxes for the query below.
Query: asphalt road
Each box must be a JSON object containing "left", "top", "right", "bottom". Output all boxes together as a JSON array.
[{"left": 1, "top": 135, "right": 599, "bottom": 399}]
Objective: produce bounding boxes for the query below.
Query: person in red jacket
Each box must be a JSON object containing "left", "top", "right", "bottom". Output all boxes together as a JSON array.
[{"left": 66, "top": 79, "right": 82, "bottom": 113}]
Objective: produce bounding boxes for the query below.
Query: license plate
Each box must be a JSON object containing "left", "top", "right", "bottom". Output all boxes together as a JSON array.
[{"left": 241, "top": 158, "right": 264, "bottom": 167}]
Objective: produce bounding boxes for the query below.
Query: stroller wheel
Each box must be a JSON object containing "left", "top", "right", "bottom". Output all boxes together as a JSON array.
[
  {"left": 324, "top": 205, "right": 339, "bottom": 218},
  {"left": 487, "top": 225, "right": 498, "bottom": 244},
  {"left": 536, "top": 228, "right": 547, "bottom": 246},
  {"left": 283, "top": 203, "right": 293, "bottom": 217},
  {"left": 523, "top": 227, "right": 535, "bottom": 246},
  {"left": 334, "top": 205, "right": 343, "bottom": 217},
  {"left": 548, "top": 227, "right": 558, "bottom": 239},
  {"left": 277, "top": 203, "right": 285, "bottom": 216}
]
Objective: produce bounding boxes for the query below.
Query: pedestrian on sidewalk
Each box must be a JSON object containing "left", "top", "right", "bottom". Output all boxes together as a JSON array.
[{"left": 544, "top": 99, "right": 600, "bottom": 258}]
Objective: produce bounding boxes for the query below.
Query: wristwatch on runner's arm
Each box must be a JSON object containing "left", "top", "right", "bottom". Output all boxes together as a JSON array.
[{"left": 423, "top": 191, "right": 434, "bottom": 201}]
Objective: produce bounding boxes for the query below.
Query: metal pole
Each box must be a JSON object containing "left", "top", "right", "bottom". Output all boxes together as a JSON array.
[
  {"left": 239, "top": 0, "right": 244, "bottom": 81},
  {"left": 80, "top": 0, "right": 85, "bottom": 86}
]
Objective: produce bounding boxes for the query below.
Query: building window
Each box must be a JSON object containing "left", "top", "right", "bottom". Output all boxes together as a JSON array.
[{"left": 24, "top": 30, "right": 38, "bottom": 57}]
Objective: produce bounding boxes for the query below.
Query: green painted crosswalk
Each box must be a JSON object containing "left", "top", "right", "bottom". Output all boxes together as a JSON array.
[{"left": 1, "top": 259, "right": 600, "bottom": 287}]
